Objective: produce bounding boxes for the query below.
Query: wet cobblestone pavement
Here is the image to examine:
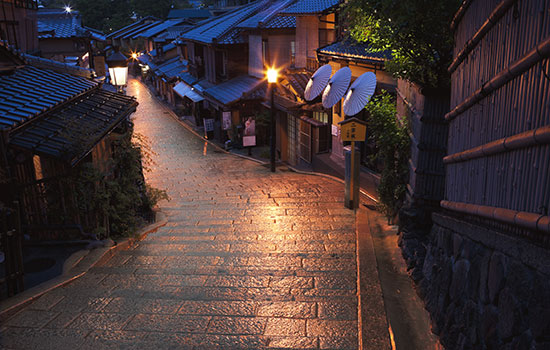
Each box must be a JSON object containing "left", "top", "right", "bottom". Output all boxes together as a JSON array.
[{"left": 0, "top": 79, "right": 359, "bottom": 349}]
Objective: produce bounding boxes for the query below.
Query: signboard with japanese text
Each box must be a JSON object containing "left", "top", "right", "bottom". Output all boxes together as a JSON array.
[
  {"left": 222, "top": 111, "right": 232, "bottom": 130},
  {"left": 243, "top": 135, "right": 256, "bottom": 147},
  {"left": 331, "top": 124, "right": 339, "bottom": 137},
  {"left": 339, "top": 118, "right": 367, "bottom": 142}
]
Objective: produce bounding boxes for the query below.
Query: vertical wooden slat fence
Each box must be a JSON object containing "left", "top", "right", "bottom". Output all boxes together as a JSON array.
[
  {"left": 397, "top": 80, "right": 449, "bottom": 206},
  {"left": 0, "top": 202, "right": 24, "bottom": 299},
  {"left": 444, "top": 0, "right": 550, "bottom": 242}
]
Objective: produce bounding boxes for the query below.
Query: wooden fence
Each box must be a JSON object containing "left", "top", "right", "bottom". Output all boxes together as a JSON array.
[
  {"left": 0, "top": 202, "right": 24, "bottom": 299},
  {"left": 444, "top": 0, "right": 550, "bottom": 241}
]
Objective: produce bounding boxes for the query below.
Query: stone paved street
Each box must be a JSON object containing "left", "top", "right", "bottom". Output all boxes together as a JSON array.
[{"left": 0, "top": 79, "right": 359, "bottom": 349}]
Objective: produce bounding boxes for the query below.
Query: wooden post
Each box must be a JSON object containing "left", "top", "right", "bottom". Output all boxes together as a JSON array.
[{"left": 339, "top": 118, "right": 367, "bottom": 210}]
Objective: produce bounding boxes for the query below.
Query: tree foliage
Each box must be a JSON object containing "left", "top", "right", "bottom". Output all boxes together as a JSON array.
[
  {"left": 344, "top": 0, "right": 461, "bottom": 89},
  {"left": 365, "top": 92, "right": 410, "bottom": 221}
]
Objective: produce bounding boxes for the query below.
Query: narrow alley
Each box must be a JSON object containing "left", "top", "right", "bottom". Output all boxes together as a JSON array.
[{"left": 0, "top": 79, "right": 361, "bottom": 349}]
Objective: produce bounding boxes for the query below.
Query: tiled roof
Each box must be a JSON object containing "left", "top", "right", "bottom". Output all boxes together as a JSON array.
[
  {"left": 280, "top": 0, "right": 340, "bottom": 15},
  {"left": 84, "top": 26, "right": 106, "bottom": 41},
  {"left": 107, "top": 16, "right": 158, "bottom": 40},
  {"left": 155, "top": 57, "right": 188, "bottom": 79},
  {"left": 167, "top": 9, "right": 211, "bottom": 19},
  {"left": 37, "top": 9, "right": 89, "bottom": 39},
  {"left": 237, "top": 0, "right": 293, "bottom": 29},
  {"left": 263, "top": 15, "right": 296, "bottom": 29},
  {"left": 179, "top": 72, "right": 197, "bottom": 86},
  {"left": 318, "top": 38, "right": 391, "bottom": 62},
  {"left": 149, "top": 42, "right": 177, "bottom": 58},
  {"left": 23, "top": 54, "right": 96, "bottom": 79},
  {"left": 0, "top": 66, "right": 97, "bottom": 130},
  {"left": 9, "top": 89, "right": 137, "bottom": 165},
  {"left": 218, "top": 28, "right": 245, "bottom": 45},
  {"left": 135, "top": 19, "right": 187, "bottom": 39},
  {"left": 204, "top": 75, "right": 261, "bottom": 106},
  {"left": 285, "top": 71, "right": 311, "bottom": 97},
  {"left": 156, "top": 26, "right": 193, "bottom": 41},
  {"left": 243, "top": 81, "right": 301, "bottom": 111},
  {"left": 181, "top": 2, "right": 261, "bottom": 44}
]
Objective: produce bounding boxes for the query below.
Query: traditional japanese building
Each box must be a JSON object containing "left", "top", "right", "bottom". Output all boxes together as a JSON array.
[
  {"left": 0, "top": 45, "right": 137, "bottom": 239},
  {"left": 36, "top": 8, "right": 105, "bottom": 66}
]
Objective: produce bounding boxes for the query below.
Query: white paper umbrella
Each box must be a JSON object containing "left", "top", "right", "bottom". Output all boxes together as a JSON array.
[
  {"left": 322, "top": 66, "right": 351, "bottom": 108},
  {"left": 304, "top": 64, "right": 332, "bottom": 101},
  {"left": 343, "top": 71, "right": 377, "bottom": 116}
]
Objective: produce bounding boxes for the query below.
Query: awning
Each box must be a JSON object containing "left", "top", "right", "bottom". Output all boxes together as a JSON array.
[
  {"left": 9, "top": 88, "right": 138, "bottom": 166},
  {"left": 173, "top": 81, "right": 204, "bottom": 102}
]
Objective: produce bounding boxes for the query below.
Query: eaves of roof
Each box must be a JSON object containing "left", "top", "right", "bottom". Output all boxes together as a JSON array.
[
  {"left": 9, "top": 88, "right": 137, "bottom": 166},
  {"left": 112, "top": 21, "right": 161, "bottom": 40},
  {"left": 204, "top": 75, "right": 261, "bottom": 106},
  {"left": 0, "top": 66, "right": 97, "bottom": 131},
  {"left": 107, "top": 16, "right": 158, "bottom": 39},
  {"left": 135, "top": 19, "right": 187, "bottom": 39},
  {"left": 280, "top": 0, "right": 340, "bottom": 15},
  {"left": 181, "top": 2, "right": 261, "bottom": 44},
  {"left": 317, "top": 39, "right": 391, "bottom": 63}
]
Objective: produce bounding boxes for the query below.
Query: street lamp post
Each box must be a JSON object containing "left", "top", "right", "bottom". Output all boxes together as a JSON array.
[
  {"left": 267, "top": 68, "right": 278, "bottom": 172},
  {"left": 106, "top": 49, "right": 129, "bottom": 93}
]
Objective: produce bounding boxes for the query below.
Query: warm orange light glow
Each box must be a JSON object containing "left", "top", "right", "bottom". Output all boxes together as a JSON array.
[
  {"left": 131, "top": 52, "right": 138, "bottom": 60},
  {"left": 266, "top": 67, "right": 278, "bottom": 84}
]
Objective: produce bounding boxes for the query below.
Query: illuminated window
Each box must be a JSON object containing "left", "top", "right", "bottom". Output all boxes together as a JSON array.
[
  {"left": 313, "top": 111, "right": 329, "bottom": 124},
  {"left": 33, "top": 155, "right": 43, "bottom": 180},
  {"left": 290, "top": 41, "right": 295, "bottom": 67}
]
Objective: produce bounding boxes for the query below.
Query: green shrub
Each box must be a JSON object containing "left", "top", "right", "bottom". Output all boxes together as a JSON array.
[
  {"left": 73, "top": 124, "right": 169, "bottom": 238},
  {"left": 365, "top": 92, "right": 410, "bottom": 221}
]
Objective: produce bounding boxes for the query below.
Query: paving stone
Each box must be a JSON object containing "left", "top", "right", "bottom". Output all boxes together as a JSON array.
[
  {"left": 318, "top": 302, "right": 358, "bottom": 320},
  {"left": 264, "top": 318, "right": 307, "bottom": 336},
  {"left": 257, "top": 301, "right": 317, "bottom": 318},
  {"left": 124, "top": 314, "right": 210, "bottom": 333},
  {"left": 178, "top": 300, "right": 257, "bottom": 316},
  {"left": 66, "top": 312, "right": 133, "bottom": 331},
  {"left": 307, "top": 319, "right": 358, "bottom": 338},
  {"left": 207, "top": 316, "right": 266, "bottom": 335},
  {"left": 0, "top": 79, "right": 360, "bottom": 349},
  {"left": 4, "top": 309, "right": 59, "bottom": 328},
  {"left": 267, "top": 336, "right": 319, "bottom": 349}
]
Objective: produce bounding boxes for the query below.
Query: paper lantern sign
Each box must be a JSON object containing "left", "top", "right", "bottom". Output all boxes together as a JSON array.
[{"left": 338, "top": 117, "right": 367, "bottom": 142}]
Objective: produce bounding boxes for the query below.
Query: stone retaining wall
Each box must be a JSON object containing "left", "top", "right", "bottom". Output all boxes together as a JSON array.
[{"left": 399, "top": 211, "right": 550, "bottom": 350}]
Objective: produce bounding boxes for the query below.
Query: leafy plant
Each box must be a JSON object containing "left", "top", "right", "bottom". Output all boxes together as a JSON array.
[
  {"left": 365, "top": 92, "right": 410, "bottom": 221},
  {"left": 71, "top": 124, "right": 169, "bottom": 238},
  {"left": 344, "top": 0, "right": 461, "bottom": 89}
]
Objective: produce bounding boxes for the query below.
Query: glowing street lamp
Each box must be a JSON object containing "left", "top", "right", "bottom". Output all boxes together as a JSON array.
[
  {"left": 64, "top": 6, "right": 72, "bottom": 13},
  {"left": 106, "top": 49, "right": 128, "bottom": 93},
  {"left": 266, "top": 67, "right": 278, "bottom": 172}
]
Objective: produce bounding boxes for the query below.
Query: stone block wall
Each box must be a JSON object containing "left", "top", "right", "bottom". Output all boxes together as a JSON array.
[{"left": 399, "top": 212, "right": 550, "bottom": 349}]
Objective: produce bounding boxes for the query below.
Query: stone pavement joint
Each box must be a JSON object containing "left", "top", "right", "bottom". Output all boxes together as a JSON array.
[{"left": 0, "top": 79, "right": 390, "bottom": 349}]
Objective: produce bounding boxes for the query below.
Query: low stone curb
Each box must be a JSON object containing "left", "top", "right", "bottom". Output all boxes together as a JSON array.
[{"left": 0, "top": 211, "right": 167, "bottom": 322}]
